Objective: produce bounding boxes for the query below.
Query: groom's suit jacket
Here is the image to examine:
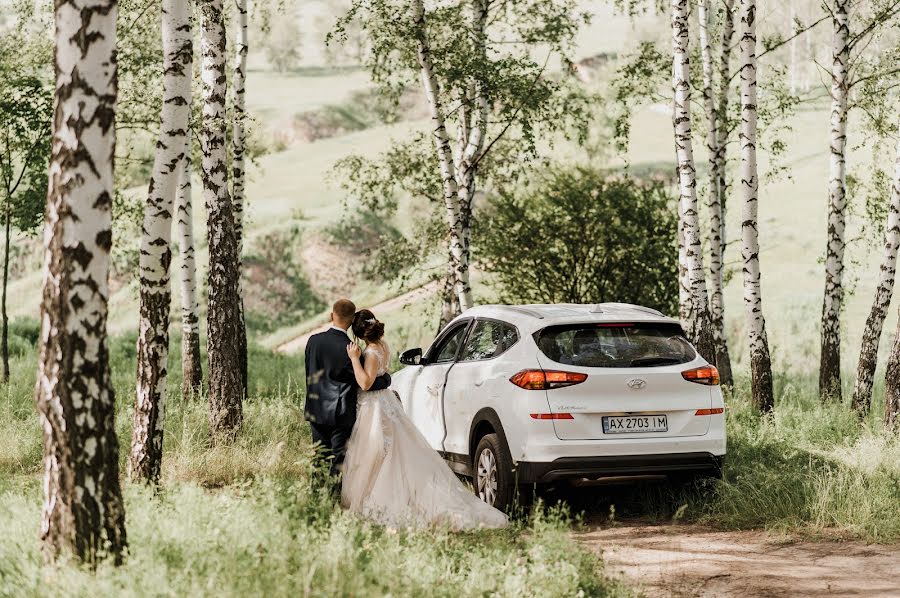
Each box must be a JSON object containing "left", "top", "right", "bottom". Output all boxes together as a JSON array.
[{"left": 304, "top": 327, "right": 391, "bottom": 427}]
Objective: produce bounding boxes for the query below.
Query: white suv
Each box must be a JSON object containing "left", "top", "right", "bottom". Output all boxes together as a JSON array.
[{"left": 391, "top": 303, "right": 726, "bottom": 510}]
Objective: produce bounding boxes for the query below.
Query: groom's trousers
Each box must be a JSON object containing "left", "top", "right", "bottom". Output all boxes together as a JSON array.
[{"left": 309, "top": 418, "right": 354, "bottom": 478}]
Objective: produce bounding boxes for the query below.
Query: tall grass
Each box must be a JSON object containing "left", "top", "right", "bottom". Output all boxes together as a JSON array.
[
  {"left": 701, "top": 375, "right": 900, "bottom": 541},
  {"left": 0, "top": 326, "right": 627, "bottom": 597}
]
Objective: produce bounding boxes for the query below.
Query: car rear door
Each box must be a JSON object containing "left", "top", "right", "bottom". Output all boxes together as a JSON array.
[{"left": 534, "top": 322, "right": 714, "bottom": 440}]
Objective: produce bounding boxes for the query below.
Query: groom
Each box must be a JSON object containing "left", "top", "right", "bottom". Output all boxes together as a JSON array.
[{"left": 304, "top": 298, "right": 391, "bottom": 480}]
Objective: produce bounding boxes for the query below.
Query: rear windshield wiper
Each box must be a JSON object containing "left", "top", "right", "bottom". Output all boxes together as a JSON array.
[{"left": 629, "top": 356, "right": 683, "bottom": 367}]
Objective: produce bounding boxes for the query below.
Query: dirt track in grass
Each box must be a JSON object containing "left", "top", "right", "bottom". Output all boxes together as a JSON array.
[{"left": 576, "top": 522, "right": 899, "bottom": 597}]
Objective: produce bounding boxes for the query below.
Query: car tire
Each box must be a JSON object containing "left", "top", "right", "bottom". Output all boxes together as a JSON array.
[{"left": 474, "top": 433, "right": 515, "bottom": 511}]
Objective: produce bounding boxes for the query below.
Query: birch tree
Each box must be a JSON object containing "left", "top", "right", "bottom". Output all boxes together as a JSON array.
[
  {"left": 670, "top": 0, "right": 716, "bottom": 363},
  {"left": 700, "top": 0, "right": 734, "bottom": 386},
  {"left": 819, "top": 0, "right": 850, "bottom": 401},
  {"left": 0, "top": 33, "right": 52, "bottom": 383},
  {"left": 201, "top": 0, "right": 243, "bottom": 440},
  {"left": 233, "top": 0, "right": 249, "bottom": 397},
  {"left": 35, "top": 0, "right": 127, "bottom": 563},
  {"left": 130, "top": 0, "right": 193, "bottom": 484},
  {"left": 335, "top": 0, "right": 589, "bottom": 322},
  {"left": 818, "top": 0, "right": 900, "bottom": 401},
  {"left": 853, "top": 125, "right": 900, "bottom": 415},
  {"left": 176, "top": 150, "right": 202, "bottom": 397},
  {"left": 738, "top": 0, "right": 774, "bottom": 413}
]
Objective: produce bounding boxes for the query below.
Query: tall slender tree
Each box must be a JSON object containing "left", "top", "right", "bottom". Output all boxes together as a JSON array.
[
  {"left": 233, "top": 0, "right": 249, "bottom": 397},
  {"left": 819, "top": 0, "right": 850, "bottom": 401},
  {"left": 738, "top": 0, "right": 774, "bottom": 413},
  {"left": 130, "top": 0, "right": 193, "bottom": 484},
  {"left": 700, "top": 0, "right": 735, "bottom": 387},
  {"left": 855, "top": 125, "right": 900, "bottom": 415},
  {"left": 35, "top": 0, "right": 127, "bottom": 564},
  {"left": 201, "top": 0, "right": 243, "bottom": 440},
  {"left": 410, "top": 0, "right": 471, "bottom": 313},
  {"left": 176, "top": 149, "right": 202, "bottom": 397},
  {"left": 670, "top": 0, "right": 716, "bottom": 363}
]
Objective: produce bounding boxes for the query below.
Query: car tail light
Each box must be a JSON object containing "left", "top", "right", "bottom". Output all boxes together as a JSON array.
[
  {"left": 510, "top": 369, "right": 588, "bottom": 390},
  {"left": 695, "top": 407, "right": 725, "bottom": 416},
  {"left": 529, "top": 413, "right": 575, "bottom": 420},
  {"left": 681, "top": 365, "right": 720, "bottom": 386}
]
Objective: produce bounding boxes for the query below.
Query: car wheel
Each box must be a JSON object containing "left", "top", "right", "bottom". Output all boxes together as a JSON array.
[{"left": 474, "top": 433, "right": 514, "bottom": 511}]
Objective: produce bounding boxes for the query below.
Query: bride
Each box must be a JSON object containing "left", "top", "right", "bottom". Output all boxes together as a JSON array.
[{"left": 342, "top": 309, "right": 508, "bottom": 530}]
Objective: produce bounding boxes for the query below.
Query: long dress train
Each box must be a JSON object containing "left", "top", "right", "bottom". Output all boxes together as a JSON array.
[{"left": 341, "top": 343, "right": 508, "bottom": 530}]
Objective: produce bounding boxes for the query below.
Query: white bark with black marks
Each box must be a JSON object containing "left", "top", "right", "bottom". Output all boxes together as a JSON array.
[
  {"left": 454, "top": 0, "right": 488, "bottom": 309},
  {"left": 670, "top": 0, "right": 715, "bottom": 362},
  {"left": 130, "top": 0, "right": 193, "bottom": 485},
  {"left": 201, "top": 0, "right": 243, "bottom": 441},
  {"left": 700, "top": 0, "right": 734, "bottom": 386},
  {"left": 819, "top": 0, "right": 850, "bottom": 401},
  {"left": 856, "top": 128, "right": 900, "bottom": 415},
  {"left": 411, "top": 0, "right": 472, "bottom": 313},
  {"left": 35, "top": 0, "right": 127, "bottom": 564},
  {"left": 175, "top": 150, "right": 203, "bottom": 396},
  {"left": 232, "top": 0, "right": 249, "bottom": 397},
  {"left": 738, "top": 0, "right": 774, "bottom": 413}
]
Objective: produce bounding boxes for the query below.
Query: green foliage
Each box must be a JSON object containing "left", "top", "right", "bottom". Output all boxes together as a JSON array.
[
  {"left": 242, "top": 227, "right": 326, "bottom": 335},
  {"left": 332, "top": 0, "right": 595, "bottom": 285},
  {"left": 476, "top": 166, "right": 679, "bottom": 315},
  {"left": 264, "top": 16, "right": 302, "bottom": 73},
  {"left": 0, "top": 5, "right": 53, "bottom": 235},
  {"left": 7, "top": 317, "right": 39, "bottom": 346},
  {"left": 325, "top": 209, "right": 414, "bottom": 281}
]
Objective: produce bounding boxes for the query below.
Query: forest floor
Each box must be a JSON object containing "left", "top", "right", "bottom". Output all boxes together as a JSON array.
[{"left": 577, "top": 520, "right": 899, "bottom": 597}]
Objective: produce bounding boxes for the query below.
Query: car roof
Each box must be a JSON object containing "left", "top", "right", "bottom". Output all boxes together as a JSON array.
[{"left": 453, "top": 303, "right": 680, "bottom": 331}]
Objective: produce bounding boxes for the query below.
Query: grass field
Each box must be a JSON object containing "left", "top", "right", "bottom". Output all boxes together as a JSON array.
[{"left": 0, "top": 338, "right": 628, "bottom": 597}]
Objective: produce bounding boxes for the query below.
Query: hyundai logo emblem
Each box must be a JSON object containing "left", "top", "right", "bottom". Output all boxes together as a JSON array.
[{"left": 627, "top": 378, "right": 647, "bottom": 390}]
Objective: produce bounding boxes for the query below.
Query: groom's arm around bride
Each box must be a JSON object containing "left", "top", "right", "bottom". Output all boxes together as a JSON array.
[{"left": 304, "top": 299, "right": 391, "bottom": 478}]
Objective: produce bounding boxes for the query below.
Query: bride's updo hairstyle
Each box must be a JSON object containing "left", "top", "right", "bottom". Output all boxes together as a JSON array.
[{"left": 352, "top": 309, "right": 385, "bottom": 342}]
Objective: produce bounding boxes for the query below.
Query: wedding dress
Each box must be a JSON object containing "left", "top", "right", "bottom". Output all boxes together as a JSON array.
[{"left": 341, "top": 342, "right": 508, "bottom": 530}]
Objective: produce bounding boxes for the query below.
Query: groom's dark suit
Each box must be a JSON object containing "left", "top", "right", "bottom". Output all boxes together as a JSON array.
[{"left": 304, "top": 327, "right": 391, "bottom": 475}]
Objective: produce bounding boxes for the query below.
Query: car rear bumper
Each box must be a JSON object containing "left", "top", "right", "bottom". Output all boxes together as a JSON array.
[{"left": 511, "top": 452, "right": 724, "bottom": 484}]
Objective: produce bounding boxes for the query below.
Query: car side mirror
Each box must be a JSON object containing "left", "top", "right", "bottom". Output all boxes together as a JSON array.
[{"left": 400, "top": 348, "right": 424, "bottom": 366}]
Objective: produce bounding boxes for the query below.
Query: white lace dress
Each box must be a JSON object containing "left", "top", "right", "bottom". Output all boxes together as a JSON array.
[{"left": 341, "top": 343, "right": 508, "bottom": 530}]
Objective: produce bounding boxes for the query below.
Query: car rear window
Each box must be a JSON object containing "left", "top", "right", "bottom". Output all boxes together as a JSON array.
[{"left": 534, "top": 322, "right": 695, "bottom": 368}]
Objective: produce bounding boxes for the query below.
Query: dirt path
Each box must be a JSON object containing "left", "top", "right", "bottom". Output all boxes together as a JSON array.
[
  {"left": 577, "top": 522, "right": 899, "bottom": 597},
  {"left": 275, "top": 281, "right": 439, "bottom": 354}
]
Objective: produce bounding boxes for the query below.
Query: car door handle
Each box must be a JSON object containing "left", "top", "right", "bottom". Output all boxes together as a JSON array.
[{"left": 474, "top": 380, "right": 485, "bottom": 387}]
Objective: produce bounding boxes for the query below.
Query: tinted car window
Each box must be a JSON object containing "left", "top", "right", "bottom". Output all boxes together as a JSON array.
[
  {"left": 460, "top": 320, "right": 518, "bottom": 361},
  {"left": 433, "top": 324, "right": 469, "bottom": 363},
  {"left": 535, "top": 323, "right": 695, "bottom": 368}
]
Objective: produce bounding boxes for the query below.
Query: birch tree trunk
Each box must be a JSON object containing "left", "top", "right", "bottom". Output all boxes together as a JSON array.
[
  {"left": 1, "top": 201, "right": 9, "bottom": 383},
  {"left": 677, "top": 217, "right": 690, "bottom": 323},
  {"left": 130, "top": 0, "right": 193, "bottom": 485},
  {"left": 35, "top": 0, "right": 127, "bottom": 564},
  {"left": 885, "top": 327, "right": 900, "bottom": 429},
  {"left": 233, "top": 0, "right": 248, "bottom": 398},
  {"left": 201, "top": 0, "right": 243, "bottom": 441},
  {"left": 700, "top": 0, "right": 734, "bottom": 387},
  {"left": 819, "top": 0, "right": 850, "bottom": 401},
  {"left": 175, "top": 151, "right": 203, "bottom": 397},
  {"left": 738, "top": 0, "right": 775, "bottom": 413},
  {"left": 411, "top": 0, "right": 472, "bottom": 313},
  {"left": 670, "top": 0, "right": 716, "bottom": 362},
  {"left": 454, "top": 0, "right": 488, "bottom": 315},
  {"left": 853, "top": 129, "right": 900, "bottom": 415}
]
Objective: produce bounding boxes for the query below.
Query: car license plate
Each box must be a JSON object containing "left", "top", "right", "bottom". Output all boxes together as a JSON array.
[{"left": 602, "top": 414, "right": 668, "bottom": 434}]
